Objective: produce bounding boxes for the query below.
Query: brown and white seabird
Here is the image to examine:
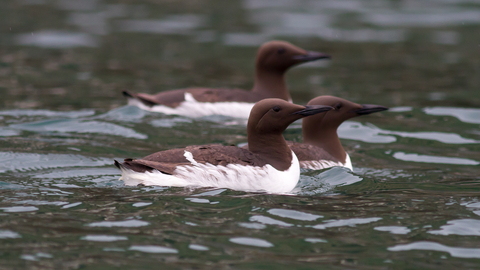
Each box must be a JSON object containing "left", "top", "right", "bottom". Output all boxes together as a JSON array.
[
  {"left": 288, "top": 96, "right": 388, "bottom": 170},
  {"left": 114, "top": 98, "right": 333, "bottom": 193},
  {"left": 122, "top": 40, "right": 331, "bottom": 118}
]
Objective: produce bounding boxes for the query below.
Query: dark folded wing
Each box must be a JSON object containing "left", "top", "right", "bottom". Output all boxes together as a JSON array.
[{"left": 116, "top": 145, "right": 267, "bottom": 174}]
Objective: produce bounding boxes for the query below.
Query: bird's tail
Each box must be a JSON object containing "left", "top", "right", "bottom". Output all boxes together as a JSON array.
[
  {"left": 122, "top": 91, "right": 158, "bottom": 107},
  {"left": 114, "top": 159, "right": 155, "bottom": 173}
]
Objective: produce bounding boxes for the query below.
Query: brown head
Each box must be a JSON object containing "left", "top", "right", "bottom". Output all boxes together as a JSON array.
[
  {"left": 252, "top": 41, "right": 331, "bottom": 101},
  {"left": 247, "top": 98, "right": 333, "bottom": 170},
  {"left": 255, "top": 40, "right": 330, "bottom": 73},
  {"left": 302, "top": 95, "right": 388, "bottom": 162}
]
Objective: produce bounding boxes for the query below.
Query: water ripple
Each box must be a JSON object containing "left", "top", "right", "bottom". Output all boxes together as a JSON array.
[
  {"left": 428, "top": 219, "right": 480, "bottom": 236},
  {"left": 267, "top": 208, "right": 323, "bottom": 221},
  {"left": 15, "top": 30, "right": 98, "bottom": 48},
  {"left": 313, "top": 217, "right": 382, "bottom": 229},
  {"left": 0, "top": 128, "right": 20, "bottom": 137},
  {"left": 132, "top": 202, "right": 152, "bottom": 207},
  {"left": 128, "top": 245, "right": 178, "bottom": 254},
  {"left": 393, "top": 152, "right": 479, "bottom": 165},
  {"left": 295, "top": 167, "right": 363, "bottom": 195},
  {"left": 238, "top": 222, "right": 266, "bottom": 229},
  {"left": 95, "top": 106, "right": 147, "bottom": 122},
  {"left": 62, "top": 202, "right": 82, "bottom": 209},
  {"left": 13, "top": 200, "right": 68, "bottom": 206},
  {"left": 339, "top": 121, "right": 480, "bottom": 144},
  {"left": 249, "top": 215, "right": 294, "bottom": 227},
  {"left": 338, "top": 121, "right": 397, "bottom": 143},
  {"left": 87, "top": 220, "right": 150, "bottom": 227},
  {"left": 424, "top": 107, "right": 480, "bottom": 124},
  {"left": 0, "top": 152, "right": 111, "bottom": 173},
  {"left": 34, "top": 168, "right": 119, "bottom": 179},
  {"left": 229, "top": 237, "right": 274, "bottom": 248},
  {"left": 10, "top": 119, "right": 147, "bottom": 139},
  {"left": 0, "top": 109, "right": 95, "bottom": 118},
  {"left": 0, "top": 230, "right": 21, "bottom": 239},
  {"left": 374, "top": 226, "right": 411, "bottom": 235},
  {"left": 81, "top": 235, "right": 128, "bottom": 242},
  {"left": 305, "top": 238, "right": 327, "bottom": 243},
  {"left": 388, "top": 241, "right": 480, "bottom": 259},
  {"left": 117, "top": 15, "right": 204, "bottom": 35},
  {"left": 188, "top": 244, "right": 209, "bottom": 251},
  {"left": 0, "top": 206, "right": 38, "bottom": 213}
]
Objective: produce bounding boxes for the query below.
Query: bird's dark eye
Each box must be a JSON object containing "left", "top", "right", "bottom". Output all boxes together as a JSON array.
[
  {"left": 277, "top": 48, "right": 286, "bottom": 55},
  {"left": 334, "top": 103, "right": 342, "bottom": 110},
  {"left": 272, "top": 106, "right": 281, "bottom": 112}
]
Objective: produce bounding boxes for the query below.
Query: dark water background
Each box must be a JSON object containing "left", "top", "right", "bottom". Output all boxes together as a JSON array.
[{"left": 1, "top": 0, "right": 480, "bottom": 269}]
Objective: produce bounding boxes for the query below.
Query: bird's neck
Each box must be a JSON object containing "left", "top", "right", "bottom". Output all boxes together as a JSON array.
[
  {"left": 251, "top": 68, "right": 290, "bottom": 101},
  {"left": 303, "top": 125, "right": 346, "bottom": 163},
  {"left": 248, "top": 133, "right": 293, "bottom": 171}
]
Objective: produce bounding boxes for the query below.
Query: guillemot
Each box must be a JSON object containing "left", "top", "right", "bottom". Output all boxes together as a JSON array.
[
  {"left": 288, "top": 96, "right": 388, "bottom": 171},
  {"left": 114, "top": 99, "right": 333, "bottom": 193},
  {"left": 122, "top": 40, "right": 331, "bottom": 118}
]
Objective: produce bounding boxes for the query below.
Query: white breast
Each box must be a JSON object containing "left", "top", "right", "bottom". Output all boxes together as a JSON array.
[
  {"left": 119, "top": 151, "right": 300, "bottom": 194},
  {"left": 300, "top": 153, "right": 353, "bottom": 171},
  {"left": 128, "top": 93, "right": 254, "bottom": 118}
]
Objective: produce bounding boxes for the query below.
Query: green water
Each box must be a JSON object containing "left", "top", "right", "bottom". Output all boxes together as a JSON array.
[{"left": 1, "top": 0, "right": 480, "bottom": 269}]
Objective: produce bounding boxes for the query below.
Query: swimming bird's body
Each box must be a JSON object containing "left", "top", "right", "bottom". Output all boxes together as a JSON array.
[
  {"left": 117, "top": 145, "right": 301, "bottom": 193},
  {"left": 115, "top": 99, "right": 333, "bottom": 193},
  {"left": 125, "top": 91, "right": 257, "bottom": 118},
  {"left": 123, "top": 41, "right": 330, "bottom": 118},
  {"left": 287, "top": 141, "right": 350, "bottom": 170},
  {"left": 289, "top": 96, "right": 388, "bottom": 171}
]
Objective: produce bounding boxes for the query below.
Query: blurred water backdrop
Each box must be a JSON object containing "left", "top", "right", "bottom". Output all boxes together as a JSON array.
[{"left": 1, "top": 0, "right": 480, "bottom": 269}]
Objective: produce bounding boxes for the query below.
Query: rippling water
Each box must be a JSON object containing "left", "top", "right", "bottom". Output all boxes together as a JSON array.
[{"left": 1, "top": 0, "right": 480, "bottom": 269}]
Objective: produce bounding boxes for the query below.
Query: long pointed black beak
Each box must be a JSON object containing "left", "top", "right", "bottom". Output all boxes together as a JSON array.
[
  {"left": 292, "top": 51, "right": 331, "bottom": 62},
  {"left": 292, "top": 105, "right": 333, "bottom": 116},
  {"left": 352, "top": 104, "right": 389, "bottom": 115}
]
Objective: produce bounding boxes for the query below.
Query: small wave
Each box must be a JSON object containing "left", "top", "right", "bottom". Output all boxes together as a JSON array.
[
  {"left": 0, "top": 109, "right": 95, "bottom": 118},
  {"left": 312, "top": 217, "right": 382, "bottom": 229},
  {"left": 339, "top": 121, "right": 480, "bottom": 144},
  {"left": 375, "top": 226, "right": 411, "bottom": 235},
  {"left": 388, "top": 241, "right": 480, "bottom": 259},
  {"left": 338, "top": 121, "right": 397, "bottom": 143},
  {"left": 15, "top": 30, "right": 98, "bottom": 48},
  {"left": 10, "top": 119, "right": 147, "bottom": 139},
  {"left": 94, "top": 105, "right": 147, "bottom": 122},
  {"left": 423, "top": 107, "right": 480, "bottom": 124},
  {"left": 229, "top": 237, "right": 273, "bottom": 248},
  {"left": 428, "top": 219, "right": 480, "bottom": 236},
  {"left": 128, "top": 245, "right": 178, "bottom": 253},
  {"left": 294, "top": 167, "right": 363, "bottom": 195},
  {"left": 392, "top": 152, "right": 479, "bottom": 165},
  {"left": 0, "top": 152, "right": 112, "bottom": 173}
]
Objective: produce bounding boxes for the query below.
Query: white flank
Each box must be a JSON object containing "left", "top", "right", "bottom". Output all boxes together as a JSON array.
[
  {"left": 119, "top": 151, "right": 300, "bottom": 194},
  {"left": 127, "top": 93, "right": 254, "bottom": 118},
  {"left": 300, "top": 153, "right": 352, "bottom": 171}
]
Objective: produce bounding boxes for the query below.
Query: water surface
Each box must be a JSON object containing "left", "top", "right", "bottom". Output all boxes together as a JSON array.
[{"left": 1, "top": 0, "right": 480, "bottom": 269}]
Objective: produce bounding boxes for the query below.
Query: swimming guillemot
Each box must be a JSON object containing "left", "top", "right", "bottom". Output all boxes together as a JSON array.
[
  {"left": 288, "top": 96, "right": 388, "bottom": 171},
  {"left": 114, "top": 99, "right": 333, "bottom": 193},
  {"left": 122, "top": 40, "right": 331, "bottom": 118}
]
